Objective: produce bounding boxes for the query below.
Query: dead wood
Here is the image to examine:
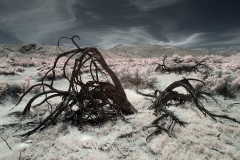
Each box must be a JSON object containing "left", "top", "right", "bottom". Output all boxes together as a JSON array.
[
  {"left": 16, "top": 35, "right": 137, "bottom": 136},
  {"left": 1, "top": 136, "right": 12, "bottom": 151},
  {"left": 155, "top": 56, "right": 210, "bottom": 74},
  {"left": 138, "top": 78, "right": 240, "bottom": 141},
  {"left": 227, "top": 103, "right": 240, "bottom": 109}
]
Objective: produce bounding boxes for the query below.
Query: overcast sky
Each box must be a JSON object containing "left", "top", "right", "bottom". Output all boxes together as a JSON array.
[{"left": 0, "top": 0, "right": 240, "bottom": 50}]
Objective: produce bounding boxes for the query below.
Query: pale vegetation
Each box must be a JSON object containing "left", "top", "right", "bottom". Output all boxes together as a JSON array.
[{"left": 0, "top": 37, "right": 240, "bottom": 159}]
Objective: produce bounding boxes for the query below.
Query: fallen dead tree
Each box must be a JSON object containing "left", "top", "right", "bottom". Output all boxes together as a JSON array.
[
  {"left": 16, "top": 36, "right": 137, "bottom": 136},
  {"left": 155, "top": 56, "right": 210, "bottom": 74},
  {"left": 138, "top": 78, "right": 240, "bottom": 141}
]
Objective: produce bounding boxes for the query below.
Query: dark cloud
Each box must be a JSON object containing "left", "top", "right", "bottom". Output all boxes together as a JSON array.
[
  {"left": 0, "top": 0, "right": 76, "bottom": 44},
  {"left": 0, "top": 0, "right": 240, "bottom": 50}
]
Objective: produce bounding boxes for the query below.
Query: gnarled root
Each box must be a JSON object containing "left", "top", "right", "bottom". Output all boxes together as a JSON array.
[
  {"left": 17, "top": 35, "right": 137, "bottom": 136},
  {"left": 139, "top": 78, "right": 240, "bottom": 141}
]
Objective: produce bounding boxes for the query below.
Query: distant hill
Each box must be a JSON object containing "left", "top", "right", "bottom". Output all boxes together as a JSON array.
[
  {"left": 0, "top": 43, "right": 64, "bottom": 57},
  {"left": 0, "top": 43, "right": 239, "bottom": 58},
  {"left": 109, "top": 44, "right": 240, "bottom": 58}
]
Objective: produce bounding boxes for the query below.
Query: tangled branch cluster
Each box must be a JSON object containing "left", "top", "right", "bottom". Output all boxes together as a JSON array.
[
  {"left": 16, "top": 36, "right": 137, "bottom": 136},
  {"left": 139, "top": 78, "right": 240, "bottom": 141},
  {"left": 155, "top": 56, "right": 210, "bottom": 74}
]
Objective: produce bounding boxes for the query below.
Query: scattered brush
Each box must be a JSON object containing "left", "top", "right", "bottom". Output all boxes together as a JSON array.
[{"left": 16, "top": 35, "right": 138, "bottom": 136}]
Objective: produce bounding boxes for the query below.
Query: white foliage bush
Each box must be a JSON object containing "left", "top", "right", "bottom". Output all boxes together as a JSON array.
[
  {"left": 114, "top": 64, "right": 157, "bottom": 89},
  {"left": 1, "top": 51, "right": 240, "bottom": 159}
]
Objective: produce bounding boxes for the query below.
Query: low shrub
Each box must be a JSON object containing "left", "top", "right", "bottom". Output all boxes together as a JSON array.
[
  {"left": 117, "top": 68, "right": 157, "bottom": 89},
  {"left": 0, "top": 68, "right": 15, "bottom": 75},
  {"left": 215, "top": 81, "right": 236, "bottom": 99},
  {"left": 0, "top": 83, "right": 23, "bottom": 103}
]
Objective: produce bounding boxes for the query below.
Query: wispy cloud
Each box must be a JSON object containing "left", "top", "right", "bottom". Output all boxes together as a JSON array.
[
  {"left": 197, "top": 30, "right": 240, "bottom": 50},
  {"left": 160, "top": 32, "right": 206, "bottom": 48},
  {"left": 0, "top": 0, "right": 239, "bottom": 50},
  {"left": 0, "top": 0, "right": 76, "bottom": 42},
  {"left": 159, "top": 30, "right": 240, "bottom": 50},
  {"left": 128, "top": 0, "right": 184, "bottom": 11},
  {"left": 77, "top": 27, "right": 160, "bottom": 49}
]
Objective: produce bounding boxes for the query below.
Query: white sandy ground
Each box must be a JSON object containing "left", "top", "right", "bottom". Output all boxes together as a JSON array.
[{"left": 1, "top": 71, "right": 240, "bottom": 159}]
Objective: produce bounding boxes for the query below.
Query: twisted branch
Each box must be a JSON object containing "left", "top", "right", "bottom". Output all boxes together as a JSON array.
[{"left": 17, "top": 35, "right": 137, "bottom": 136}]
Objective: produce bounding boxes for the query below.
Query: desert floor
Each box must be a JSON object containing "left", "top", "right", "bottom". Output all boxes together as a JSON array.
[{"left": 0, "top": 47, "right": 240, "bottom": 160}]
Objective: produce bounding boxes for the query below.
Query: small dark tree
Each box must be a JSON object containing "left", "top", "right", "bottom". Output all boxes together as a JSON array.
[{"left": 16, "top": 36, "right": 137, "bottom": 136}]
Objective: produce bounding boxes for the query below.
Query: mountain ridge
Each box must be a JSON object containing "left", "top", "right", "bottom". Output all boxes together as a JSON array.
[
  {"left": 0, "top": 43, "right": 239, "bottom": 58},
  {"left": 109, "top": 44, "right": 240, "bottom": 57}
]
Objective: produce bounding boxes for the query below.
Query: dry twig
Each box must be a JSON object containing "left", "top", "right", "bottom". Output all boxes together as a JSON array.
[{"left": 1, "top": 136, "right": 12, "bottom": 151}]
